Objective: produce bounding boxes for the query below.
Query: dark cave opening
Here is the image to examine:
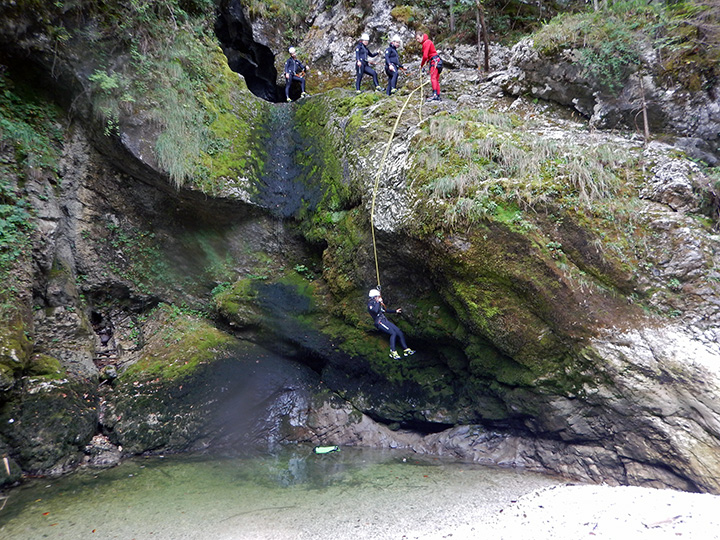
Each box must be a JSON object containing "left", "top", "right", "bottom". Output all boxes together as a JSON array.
[{"left": 214, "top": 0, "right": 286, "bottom": 103}]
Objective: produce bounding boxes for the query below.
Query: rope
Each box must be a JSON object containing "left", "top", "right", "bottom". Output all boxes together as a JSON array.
[{"left": 369, "top": 75, "right": 430, "bottom": 289}]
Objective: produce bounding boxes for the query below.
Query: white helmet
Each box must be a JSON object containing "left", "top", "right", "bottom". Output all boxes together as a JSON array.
[
  {"left": 361, "top": 33, "right": 370, "bottom": 41},
  {"left": 391, "top": 35, "right": 401, "bottom": 43},
  {"left": 368, "top": 289, "right": 381, "bottom": 298},
  {"left": 288, "top": 46, "right": 296, "bottom": 54}
]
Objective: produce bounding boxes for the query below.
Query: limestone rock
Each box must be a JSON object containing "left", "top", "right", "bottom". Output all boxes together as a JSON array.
[
  {"left": 83, "top": 434, "right": 122, "bottom": 468},
  {"left": 640, "top": 147, "right": 717, "bottom": 214},
  {"left": 497, "top": 39, "right": 720, "bottom": 163}
]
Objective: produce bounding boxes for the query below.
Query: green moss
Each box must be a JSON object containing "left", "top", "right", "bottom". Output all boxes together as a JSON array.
[
  {"left": 466, "top": 339, "right": 534, "bottom": 387},
  {"left": 390, "top": 5, "right": 419, "bottom": 26},
  {"left": 411, "top": 294, "right": 461, "bottom": 340},
  {"left": 334, "top": 90, "right": 382, "bottom": 117},
  {"left": 25, "top": 354, "right": 66, "bottom": 380},
  {"left": 214, "top": 278, "right": 263, "bottom": 328},
  {"left": 200, "top": 48, "right": 267, "bottom": 188},
  {"left": 0, "top": 316, "right": 32, "bottom": 379},
  {"left": 123, "top": 304, "right": 237, "bottom": 382}
]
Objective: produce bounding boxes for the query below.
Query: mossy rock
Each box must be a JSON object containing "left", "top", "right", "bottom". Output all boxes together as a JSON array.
[
  {"left": 202, "top": 47, "right": 268, "bottom": 187},
  {"left": 123, "top": 303, "right": 239, "bottom": 383},
  {"left": 108, "top": 305, "right": 241, "bottom": 453},
  {"left": 214, "top": 278, "right": 264, "bottom": 329},
  {"left": 25, "top": 354, "right": 66, "bottom": 380},
  {"left": 0, "top": 315, "right": 32, "bottom": 389},
  {"left": 0, "top": 380, "right": 98, "bottom": 473}
]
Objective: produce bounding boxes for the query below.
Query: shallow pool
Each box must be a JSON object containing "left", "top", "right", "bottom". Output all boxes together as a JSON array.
[{"left": 0, "top": 447, "right": 564, "bottom": 539}]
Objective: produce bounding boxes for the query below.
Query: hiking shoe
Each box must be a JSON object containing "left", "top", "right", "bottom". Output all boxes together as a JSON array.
[
  {"left": 389, "top": 350, "right": 401, "bottom": 360},
  {"left": 286, "top": 97, "right": 292, "bottom": 102},
  {"left": 301, "top": 92, "right": 308, "bottom": 98},
  {"left": 403, "top": 348, "right": 415, "bottom": 357},
  {"left": 375, "top": 85, "right": 383, "bottom": 91},
  {"left": 355, "top": 90, "right": 362, "bottom": 94},
  {"left": 390, "top": 88, "right": 397, "bottom": 94}
]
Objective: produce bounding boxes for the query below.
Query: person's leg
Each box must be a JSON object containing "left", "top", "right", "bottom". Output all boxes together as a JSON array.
[
  {"left": 296, "top": 75, "right": 306, "bottom": 94},
  {"left": 385, "top": 321, "right": 406, "bottom": 350},
  {"left": 388, "top": 329, "right": 397, "bottom": 351},
  {"left": 376, "top": 321, "right": 396, "bottom": 351},
  {"left": 356, "top": 64, "right": 364, "bottom": 91},
  {"left": 388, "top": 70, "right": 398, "bottom": 95},
  {"left": 285, "top": 77, "right": 292, "bottom": 100},
  {"left": 365, "top": 65, "right": 379, "bottom": 88},
  {"left": 430, "top": 65, "right": 440, "bottom": 96},
  {"left": 395, "top": 326, "right": 407, "bottom": 350}
]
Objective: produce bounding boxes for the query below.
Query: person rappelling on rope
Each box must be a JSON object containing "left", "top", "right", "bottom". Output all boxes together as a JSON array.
[
  {"left": 285, "top": 46, "right": 309, "bottom": 102},
  {"left": 355, "top": 33, "right": 382, "bottom": 93},
  {"left": 367, "top": 289, "right": 415, "bottom": 360}
]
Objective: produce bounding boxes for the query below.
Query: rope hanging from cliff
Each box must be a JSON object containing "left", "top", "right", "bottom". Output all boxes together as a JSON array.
[{"left": 370, "top": 77, "right": 430, "bottom": 289}]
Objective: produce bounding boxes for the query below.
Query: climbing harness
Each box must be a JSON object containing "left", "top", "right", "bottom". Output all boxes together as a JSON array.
[{"left": 369, "top": 76, "right": 430, "bottom": 289}]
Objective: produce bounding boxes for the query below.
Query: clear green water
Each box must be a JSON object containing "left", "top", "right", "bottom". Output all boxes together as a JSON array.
[{"left": 0, "top": 447, "right": 563, "bottom": 539}]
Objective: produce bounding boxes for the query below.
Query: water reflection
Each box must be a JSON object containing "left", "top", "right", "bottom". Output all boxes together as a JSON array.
[{"left": 0, "top": 446, "right": 564, "bottom": 540}]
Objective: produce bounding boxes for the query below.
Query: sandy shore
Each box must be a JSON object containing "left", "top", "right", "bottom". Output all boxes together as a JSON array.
[{"left": 423, "top": 484, "right": 720, "bottom": 540}]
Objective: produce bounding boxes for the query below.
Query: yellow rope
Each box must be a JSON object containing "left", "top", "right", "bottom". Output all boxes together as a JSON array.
[{"left": 370, "top": 76, "right": 430, "bottom": 289}]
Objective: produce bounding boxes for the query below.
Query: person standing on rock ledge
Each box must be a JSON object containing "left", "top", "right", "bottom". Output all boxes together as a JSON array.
[
  {"left": 355, "top": 33, "right": 382, "bottom": 93},
  {"left": 284, "top": 46, "right": 308, "bottom": 102},
  {"left": 416, "top": 31, "right": 442, "bottom": 102},
  {"left": 367, "top": 289, "right": 415, "bottom": 360},
  {"left": 384, "top": 35, "right": 405, "bottom": 96}
]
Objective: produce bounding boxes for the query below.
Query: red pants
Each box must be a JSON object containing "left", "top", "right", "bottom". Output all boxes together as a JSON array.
[{"left": 430, "top": 59, "right": 441, "bottom": 95}]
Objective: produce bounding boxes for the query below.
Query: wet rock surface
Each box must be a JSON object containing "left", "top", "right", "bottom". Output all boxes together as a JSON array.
[{"left": 1, "top": 0, "right": 720, "bottom": 496}]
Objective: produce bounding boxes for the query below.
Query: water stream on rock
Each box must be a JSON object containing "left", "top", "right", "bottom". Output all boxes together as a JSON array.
[
  {"left": 256, "top": 105, "right": 322, "bottom": 219},
  {"left": 0, "top": 447, "right": 565, "bottom": 539}
]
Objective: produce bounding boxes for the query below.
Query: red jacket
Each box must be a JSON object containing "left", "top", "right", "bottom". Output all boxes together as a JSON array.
[{"left": 419, "top": 34, "right": 437, "bottom": 68}]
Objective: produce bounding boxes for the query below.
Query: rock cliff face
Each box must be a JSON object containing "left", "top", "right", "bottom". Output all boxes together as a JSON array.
[
  {"left": 1, "top": 1, "right": 720, "bottom": 495},
  {"left": 495, "top": 38, "right": 720, "bottom": 166}
]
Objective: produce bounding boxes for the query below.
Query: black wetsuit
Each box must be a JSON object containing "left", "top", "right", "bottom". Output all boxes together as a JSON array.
[
  {"left": 384, "top": 43, "right": 403, "bottom": 95},
  {"left": 367, "top": 297, "right": 408, "bottom": 352},
  {"left": 355, "top": 41, "right": 379, "bottom": 91},
  {"left": 284, "top": 56, "right": 306, "bottom": 100}
]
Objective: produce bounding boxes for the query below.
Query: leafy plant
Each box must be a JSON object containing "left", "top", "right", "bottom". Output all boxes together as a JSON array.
[
  {"left": 0, "top": 75, "right": 63, "bottom": 172},
  {"left": 294, "top": 264, "right": 315, "bottom": 280},
  {"left": 546, "top": 241, "right": 564, "bottom": 260},
  {"left": 667, "top": 277, "right": 682, "bottom": 292}
]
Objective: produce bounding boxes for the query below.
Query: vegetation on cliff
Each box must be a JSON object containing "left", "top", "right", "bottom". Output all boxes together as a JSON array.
[
  {"left": 532, "top": 0, "right": 719, "bottom": 93},
  {"left": 1, "top": 0, "right": 719, "bottom": 491}
]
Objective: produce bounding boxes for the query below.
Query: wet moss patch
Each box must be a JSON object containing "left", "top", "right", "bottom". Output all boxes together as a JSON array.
[{"left": 123, "top": 304, "right": 238, "bottom": 383}]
